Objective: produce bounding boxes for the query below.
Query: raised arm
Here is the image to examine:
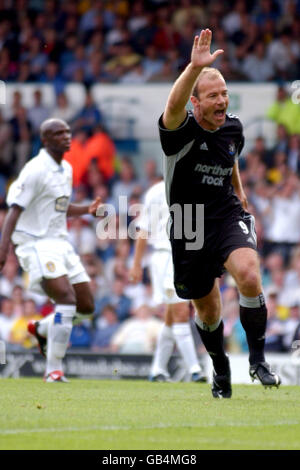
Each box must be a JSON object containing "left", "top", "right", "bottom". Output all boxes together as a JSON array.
[{"left": 162, "top": 29, "right": 224, "bottom": 130}]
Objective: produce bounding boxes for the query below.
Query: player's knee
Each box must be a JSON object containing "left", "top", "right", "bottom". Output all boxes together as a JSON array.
[
  {"left": 194, "top": 301, "right": 221, "bottom": 324},
  {"left": 237, "top": 267, "right": 261, "bottom": 292},
  {"left": 55, "top": 288, "right": 76, "bottom": 305},
  {"left": 77, "top": 298, "right": 95, "bottom": 315},
  {"left": 172, "top": 302, "right": 190, "bottom": 322}
]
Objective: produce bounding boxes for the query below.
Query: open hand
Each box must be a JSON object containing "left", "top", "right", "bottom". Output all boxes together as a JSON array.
[
  {"left": 191, "top": 29, "right": 224, "bottom": 69},
  {"left": 128, "top": 265, "right": 143, "bottom": 284},
  {"left": 88, "top": 196, "right": 103, "bottom": 217}
]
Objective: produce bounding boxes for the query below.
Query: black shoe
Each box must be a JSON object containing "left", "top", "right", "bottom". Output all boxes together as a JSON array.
[
  {"left": 149, "top": 373, "right": 169, "bottom": 382},
  {"left": 211, "top": 356, "right": 232, "bottom": 399},
  {"left": 191, "top": 372, "right": 207, "bottom": 383},
  {"left": 250, "top": 362, "right": 281, "bottom": 389}
]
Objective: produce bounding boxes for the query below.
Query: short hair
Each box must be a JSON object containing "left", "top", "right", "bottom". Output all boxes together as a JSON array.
[{"left": 192, "top": 67, "right": 225, "bottom": 99}]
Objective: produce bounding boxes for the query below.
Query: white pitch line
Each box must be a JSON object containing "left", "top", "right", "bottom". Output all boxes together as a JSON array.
[{"left": 0, "top": 421, "right": 299, "bottom": 436}]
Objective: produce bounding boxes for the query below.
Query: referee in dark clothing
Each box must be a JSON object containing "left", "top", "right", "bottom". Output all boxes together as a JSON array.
[{"left": 158, "top": 29, "right": 281, "bottom": 398}]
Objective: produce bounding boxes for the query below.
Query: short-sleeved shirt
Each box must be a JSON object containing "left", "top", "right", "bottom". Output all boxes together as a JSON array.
[
  {"left": 137, "top": 180, "right": 171, "bottom": 251},
  {"left": 158, "top": 111, "right": 255, "bottom": 299},
  {"left": 7, "top": 148, "right": 72, "bottom": 245},
  {"left": 158, "top": 111, "right": 245, "bottom": 223}
]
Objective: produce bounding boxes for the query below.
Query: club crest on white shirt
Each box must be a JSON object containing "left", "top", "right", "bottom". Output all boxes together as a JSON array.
[{"left": 46, "top": 261, "right": 56, "bottom": 272}]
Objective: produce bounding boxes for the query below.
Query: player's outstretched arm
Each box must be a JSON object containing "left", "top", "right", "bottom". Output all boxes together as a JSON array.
[
  {"left": 67, "top": 196, "right": 102, "bottom": 217},
  {"left": 0, "top": 205, "right": 23, "bottom": 270},
  {"left": 129, "top": 230, "right": 148, "bottom": 284},
  {"left": 163, "top": 29, "right": 224, "bottom": 130}
]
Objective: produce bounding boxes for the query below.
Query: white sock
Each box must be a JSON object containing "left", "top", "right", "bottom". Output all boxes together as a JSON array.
[
  {"left": 172, "top": 322, "right": 201, "bottom": 374},
  {"left": 150, "top": 324, "right": 175, "bottom": 377},
  {"left": 37, "top": 313, "right": 54, "bottom": 337},
  {"left": 38, "top": 311, "right": 93, "bottom": 337},
  {"left": 46, "top": 304, "right": 76, "bottom": 376}
]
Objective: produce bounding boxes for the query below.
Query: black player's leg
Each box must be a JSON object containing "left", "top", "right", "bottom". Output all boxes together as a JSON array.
[
  {"left": 224, "top": 247, "right": 280, "bottom": 388},
  {"left": 193, "top": 280, "right": 231, "bottom": 397},
  {"left": 224, "top": 247, "right": 265, "bottom": 364},
  {"left": 193, "top": 280, "right": 227, "bottom": 371}
]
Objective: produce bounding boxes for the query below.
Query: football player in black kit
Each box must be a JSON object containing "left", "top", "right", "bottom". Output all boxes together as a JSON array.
[{"left": 158, "top": 29, "right": 281, "bottom": 398}]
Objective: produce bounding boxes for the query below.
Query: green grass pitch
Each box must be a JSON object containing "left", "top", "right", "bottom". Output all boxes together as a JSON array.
[{"left": 0, "top": 378, "right": 299, "bottom": 450}]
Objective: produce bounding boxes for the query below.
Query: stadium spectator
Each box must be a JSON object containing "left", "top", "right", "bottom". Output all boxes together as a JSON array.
[
  {"left": 20, "top": 36, "right": 48, "bottom": 80},
  {"left": 263, "top": 173, "right": 300, "bottom": 262},
  {"left": 0, "top": 297, "right": 17, "bottom": 343},
  {"left": 0, "top": 255, "right": 23, "bottom": 299},
  {"left": 171, "top": 0, "right": 206, "bottom": 35},
  {"left": 91, "top": 304, "right": 120, "bottom": 352},
  {"left": 267, "top": 28, "right": 300, "bottom": 80},
  {"left": 120, "top": 62, "right": 148, "bottom": 84},
  {"left": 96, "top": 276, "right": 132, "bottom": 322},
  {"left": 242, "top": 43, "right": 274, "bottom": 82},
  {"left": 0, "top": 110, "right": 13, "bottom": 177},
  {"left": 221, "top": 0, "right": 247, "bottom": 38},
  {"left": 111, "top": 157, "right": 140, "bottom": 212},
  {"left": 27, "top": 89, "right": 51, "bottom": 155},
  {"left": 266, "top": 85, "right": 300, "bottom": 136},
  {"left": 69, "top": 321, "right": 92, "bottom": 349},
  {"left": 72, "top": 92, "right": 103, "bottom": 133},
  {"left": 84, "top": 126, "right": 116, "bottom": 181},
  {"left": 38, "top": 62, "right": 66, "bottom": 95},
  {"left": 281, "top": 303, "right": 300, "bottom": 351},
  {"left": 110, "top": 304, "right": 162, "bottom": 354},
  {"left": 68, "top": 217, "right": 98, "bottom": 257},
  {"left": 9, "top": 299, "right": 42, "bottom": 350},
  {"left": 264, "top": 286, "right": 285, "bottom": 352},
  {"left": 51, "top": 92, "right": 77, "bottom": 124},
  {"left": 287, "top": 135, "right": 300, "bottom": 175},
  {"left": 9, "top": 105, "right": 32, "bottom": 173}
]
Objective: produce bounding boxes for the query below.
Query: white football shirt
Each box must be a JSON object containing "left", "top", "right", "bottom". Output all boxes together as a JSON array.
[
  {"left": 7, "top": 148, "right": 72, "bottom": 245},
  {"left": 137, "top": 180, "right": 171, "bottom": 250}
]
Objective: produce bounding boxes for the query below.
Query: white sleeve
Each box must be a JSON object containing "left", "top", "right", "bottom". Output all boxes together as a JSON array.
[{"left": 6, "top": 165, "right": 41, "bottom": 209}]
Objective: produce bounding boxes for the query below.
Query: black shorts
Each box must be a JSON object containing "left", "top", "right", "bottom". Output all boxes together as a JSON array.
[{"left": 170, "top": 211, "right": 257, "bottom": 300}]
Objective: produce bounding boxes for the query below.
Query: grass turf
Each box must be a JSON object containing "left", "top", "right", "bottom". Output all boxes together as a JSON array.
[{"left": 0, "top": 378, "right": 299, "bottom": 450}]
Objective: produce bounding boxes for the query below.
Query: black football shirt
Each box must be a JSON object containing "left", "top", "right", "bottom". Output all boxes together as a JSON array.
[{"left": 158, "top": 110, "right": 245, "bottom": 222}]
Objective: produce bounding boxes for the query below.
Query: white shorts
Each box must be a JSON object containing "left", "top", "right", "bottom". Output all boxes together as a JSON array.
[
  {"left": 15, "top": 238, "right": 90, "bottom": 295},
  {"left": 150, "top": 250, "right": 185, "bottom": 305}
]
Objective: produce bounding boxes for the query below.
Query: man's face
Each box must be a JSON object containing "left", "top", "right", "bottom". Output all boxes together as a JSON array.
[
  {"left": 191, "top": 76, "right": 229, "bottom": 131},
  {"left": 44, "top": 122, "right": 71, "bottom": 154}
]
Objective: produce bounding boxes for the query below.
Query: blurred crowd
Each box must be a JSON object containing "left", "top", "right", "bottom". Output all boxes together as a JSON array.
[
  {"left": 0, "top": 0, "right": 300, "bottom": 357},
  {"left": 0, "top": 0, "right": 300, "bottom": 85}
]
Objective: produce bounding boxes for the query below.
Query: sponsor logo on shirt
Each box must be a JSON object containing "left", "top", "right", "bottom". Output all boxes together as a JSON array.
[{"left": 194, "top": 164, "right": 233, "bottom": 187}]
